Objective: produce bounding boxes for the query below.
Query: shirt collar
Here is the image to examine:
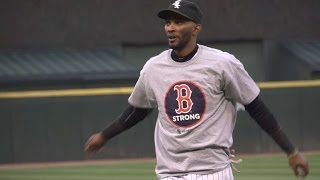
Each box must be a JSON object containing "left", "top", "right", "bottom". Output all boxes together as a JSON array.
[{"left": 171, "top": 45, "right": 199, "bottom": 62}]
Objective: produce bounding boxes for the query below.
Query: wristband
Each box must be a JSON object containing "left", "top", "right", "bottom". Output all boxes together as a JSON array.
[{"left": 287, "top": 149, "right": 299, "bottom": 160}]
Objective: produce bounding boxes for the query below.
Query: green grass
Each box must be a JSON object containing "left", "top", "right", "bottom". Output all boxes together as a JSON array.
[
  {"left": 0, "top": 153, "right": 319, "bottom": 180},
  {"left": 233, "top": 153, "right": 319, "bottom": 180}
]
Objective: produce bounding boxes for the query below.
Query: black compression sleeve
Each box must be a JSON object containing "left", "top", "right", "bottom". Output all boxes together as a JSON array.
[
  {"left": 244, "top": 95, "right": 296, "bottom": 154},
  {"left": 101, "top": 105, "right": 153, "bottom": 140}
]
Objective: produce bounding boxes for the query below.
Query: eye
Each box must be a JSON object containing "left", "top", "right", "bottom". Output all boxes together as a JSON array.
[{"left": 175, "top": 20, "right": 184, "bottom": 25}]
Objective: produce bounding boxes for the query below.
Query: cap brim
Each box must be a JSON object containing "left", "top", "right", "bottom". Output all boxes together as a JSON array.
[{"left": 157, "top": 9, "right": 194, "bottom": 22}]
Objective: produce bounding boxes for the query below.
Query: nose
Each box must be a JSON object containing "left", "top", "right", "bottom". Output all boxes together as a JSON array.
[{"left": 165, "top": 22, "right": 175, "bottom": 32}]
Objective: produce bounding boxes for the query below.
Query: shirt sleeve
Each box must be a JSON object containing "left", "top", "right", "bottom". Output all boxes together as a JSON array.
[
  {"left": 128, "top": 68, "right": 157, "bottom": 108},
  {"left": 222, "top": 55, "right": 260, "bottom": 105}
]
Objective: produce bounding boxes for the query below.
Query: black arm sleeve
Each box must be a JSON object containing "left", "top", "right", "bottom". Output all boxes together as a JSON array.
[
  {"left": 244, "top": 95, "right": 296, "bottom": 155},
  {"left": 101, "top": 104, "right": 153, "bottom": 140}
]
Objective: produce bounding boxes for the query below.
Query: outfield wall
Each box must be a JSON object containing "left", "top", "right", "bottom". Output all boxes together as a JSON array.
[{"left": 0, "top": 80, "right": 320, "bottom": 164}]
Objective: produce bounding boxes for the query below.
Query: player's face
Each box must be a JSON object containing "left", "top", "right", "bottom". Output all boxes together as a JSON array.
[{"left": 164, "top": 14, "right": 200, "bottom": 51}]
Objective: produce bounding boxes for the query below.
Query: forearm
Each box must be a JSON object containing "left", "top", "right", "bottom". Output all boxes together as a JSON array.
[
  {"left": 101, "top": 104, "right": 153, "bottom": 140},
  {"left": 245, "top": 95, "right": 296, "bottom": 155}
]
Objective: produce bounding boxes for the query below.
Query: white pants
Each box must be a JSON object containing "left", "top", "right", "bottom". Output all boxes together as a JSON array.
[{"left": 160, "top": 166, "right": 234, "bottom": 180}]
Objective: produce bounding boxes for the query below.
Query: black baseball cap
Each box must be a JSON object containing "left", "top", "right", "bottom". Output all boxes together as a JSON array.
[{"left": 158, "top": 0, "right": 202, "bottom": 24}]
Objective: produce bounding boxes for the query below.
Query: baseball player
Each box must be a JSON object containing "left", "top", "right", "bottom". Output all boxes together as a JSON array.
[{"left": 85, "top": 0, "right": 309, "bottom": 179}]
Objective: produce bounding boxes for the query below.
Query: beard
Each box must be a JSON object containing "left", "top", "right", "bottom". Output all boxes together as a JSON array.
[{"left": 167, "top": 31, "right": 193, "bottom": 51}]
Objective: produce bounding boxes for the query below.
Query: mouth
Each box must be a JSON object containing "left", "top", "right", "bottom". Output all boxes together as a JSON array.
[{"left": 167, "top": 35, "right": 178, "bottom": 43}]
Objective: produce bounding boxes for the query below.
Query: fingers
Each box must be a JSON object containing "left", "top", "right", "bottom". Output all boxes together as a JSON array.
[
  {"left": 85, "top": 136, "right": 94, "bottom": 148},
  {"left": 84, "top": 133, "right": 107, "bottom": 156},
  {"left": 288, "top": 152, "right": 309, "bottom": 178},
  {"left": 84, "top": 134, "right": 101, "bottom": 154},
  {"left": 290, "top": 155, "right": 309, "bottom": 177},
  {"left": 302, "top": 164, "right": 309, "bottom": 176},
  {"left": 85, "top": 143, "right": 101, "bottom": 155},
  {"left": 85, "top": 142, "right": 98, "bottom": 154},
  {"left": 295, "top": 164, "right": 309, "bottom": 177}
]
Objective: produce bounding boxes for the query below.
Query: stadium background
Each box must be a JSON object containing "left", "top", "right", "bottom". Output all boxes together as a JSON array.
[{"left": 0, "top": 0, "right": 319, "bottom": 164}]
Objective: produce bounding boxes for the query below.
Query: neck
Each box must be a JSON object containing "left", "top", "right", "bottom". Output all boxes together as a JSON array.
[
  {"left": 174, "top": 43, "right": 197, "bottom": 57},
  {"left": 171, "top": 45, "right": 198, "bottom": 62}
]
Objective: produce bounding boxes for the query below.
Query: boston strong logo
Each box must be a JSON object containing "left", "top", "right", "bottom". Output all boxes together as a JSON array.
[{"left": 165, "top": 81, "right": 206, "bottom": 127}]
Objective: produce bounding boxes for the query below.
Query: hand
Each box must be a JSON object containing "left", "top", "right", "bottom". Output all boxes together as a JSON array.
[
  {"left": 288, "top": 151, "right": 309, "bottom": 178},
  {"left": 85, "top": 132, "right": 107, "bottom": 155}
]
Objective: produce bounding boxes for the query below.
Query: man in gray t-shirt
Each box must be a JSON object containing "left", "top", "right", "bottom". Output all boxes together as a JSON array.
[
  {"left": 85, "top": 1, "right": 309, "bottom": 179},
  {"left": 128, "top": 44, "right": 260, "bottom": 178}
]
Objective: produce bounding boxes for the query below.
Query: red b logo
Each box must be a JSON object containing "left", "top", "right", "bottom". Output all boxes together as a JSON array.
[
  {"left": 174, "top": 84, "right": 193, "bottom": 114},
  {"left": 165, "top": 81, "right": 206, "bottom": 127}
]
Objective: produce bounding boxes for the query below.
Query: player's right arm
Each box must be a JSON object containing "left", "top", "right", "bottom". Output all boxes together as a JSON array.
[
  {"left": 245, "top": 95, "right": 309, "bottom": 177},
  {"left": 84, "top": 104, "right": 153, "bottom": 154}
]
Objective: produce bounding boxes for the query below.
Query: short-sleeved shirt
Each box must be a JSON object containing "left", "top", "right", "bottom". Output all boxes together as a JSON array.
[{"left": 128, "top": 44, "right": 260, "bottom": 179}]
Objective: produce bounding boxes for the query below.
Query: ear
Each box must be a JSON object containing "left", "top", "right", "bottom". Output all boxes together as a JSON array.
[{"left": 193, "top": 24, "right": 202, "bottom": 35}]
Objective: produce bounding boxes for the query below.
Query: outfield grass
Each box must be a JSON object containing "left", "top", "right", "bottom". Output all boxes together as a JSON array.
[{"left": 0, "top": 153, "right": 319, "bottom": 180}]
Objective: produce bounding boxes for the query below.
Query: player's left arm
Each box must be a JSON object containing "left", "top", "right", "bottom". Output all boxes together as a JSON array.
[{"left": 244, "top": 94, "right": 309, "bottom": 178}]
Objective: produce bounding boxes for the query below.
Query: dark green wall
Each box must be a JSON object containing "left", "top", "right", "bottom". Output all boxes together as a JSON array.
[
  {"left": 0, "top": 95, "right": 157, "bottom": 164},
  {"left": 0, "top": 86, "right": 319, "bottom": 164}
]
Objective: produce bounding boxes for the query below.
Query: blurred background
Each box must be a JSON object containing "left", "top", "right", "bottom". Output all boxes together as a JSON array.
[{"left": 0, "top": 0, "right": 319, "bottom": 164}]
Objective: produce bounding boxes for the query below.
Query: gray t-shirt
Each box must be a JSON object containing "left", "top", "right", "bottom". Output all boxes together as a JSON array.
[{"left": 128, "top": 44, "right": 260, "bottom": 179}]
